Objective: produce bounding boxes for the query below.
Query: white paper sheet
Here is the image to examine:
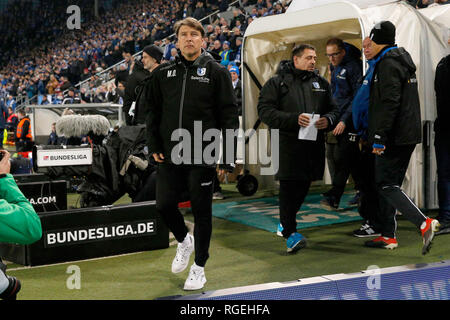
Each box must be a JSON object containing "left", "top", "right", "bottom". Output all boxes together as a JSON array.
[{"left": 298, "top": 113, "right": 320, "bottom": 141}]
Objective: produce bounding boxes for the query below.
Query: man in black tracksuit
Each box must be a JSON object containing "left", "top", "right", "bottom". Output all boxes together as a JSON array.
[
  {"left": 363, "top": 21, "right": 440, "bottom": 254},
  {"left": 123, "top": 59, "right": 149, "bottom": 125},
  {"left": 321, "top": 38, "right": 363, "bottom": 211},
  {"left": 126, "top": 45, "right": 164, "bottom": 126},
  {"left": 258, "top": 44, "right": 339, "bottom": 253},
  {"left": 146, "top": 18, "right": 239, "bottom": 290}
]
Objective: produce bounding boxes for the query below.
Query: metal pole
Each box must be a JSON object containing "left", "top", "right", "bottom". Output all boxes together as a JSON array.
[{"left": 95, "top": 0, "right": 99, "bottom": 17}]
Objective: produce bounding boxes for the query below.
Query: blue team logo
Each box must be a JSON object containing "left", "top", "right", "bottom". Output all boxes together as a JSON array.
[
  {"left": 197, "top": 67, "right": 206, "bottom": 76},
  {"left": 312, "top": 82, "right": 320, "bottom": 89}
]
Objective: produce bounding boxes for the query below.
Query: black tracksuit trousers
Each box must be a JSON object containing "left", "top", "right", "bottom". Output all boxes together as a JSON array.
[
  {"left": 358, "top": 144, "right": 383, "bottom": 230},
  {"left": 156, "top": 163, "right": 216, "bottom": 267},
  {"left": 326, "top": 132, "right": 363, "bottom": 203},
  {"left": 279, "top": 180, "right": 312, "bottom": 238},
  {"left": 375, "top": 144, "right": 427, "bottom": 238}
]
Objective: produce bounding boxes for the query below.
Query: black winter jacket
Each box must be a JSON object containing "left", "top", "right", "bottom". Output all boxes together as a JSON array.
[
  {"left": 435, "top": 54, "right": 450, "bottom": 135},
  {"left": 368, "top": 47, "right": 422, "bottom": 146},
  {"left": 146, "top": 50, "right": 239, "bottom": 166},
  {"left": 124, "top": 61, "right": 150, "bottom": 125},
  {"left": 257, "top": 60, "right": 340, "bottom": 181},
  {"left": 329, "top": 42, "right": 362, "bottom": 127}
]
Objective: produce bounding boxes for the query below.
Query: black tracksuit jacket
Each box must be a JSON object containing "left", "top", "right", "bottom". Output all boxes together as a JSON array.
[{"left": 145, "top": 50, "right": 239, "bottom": 166}]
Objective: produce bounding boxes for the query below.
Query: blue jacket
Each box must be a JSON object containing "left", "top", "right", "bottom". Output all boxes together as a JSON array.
[{"left": 329, "top": 43, "right": 362, "bottom": 127}]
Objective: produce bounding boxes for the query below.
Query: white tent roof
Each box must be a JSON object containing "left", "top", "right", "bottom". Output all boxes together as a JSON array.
[
  {"left": 285, "top": 0, "right": 397, "bottom": 12},
  {"left": 419, "top": 3, "right": 450, "bottom": 29},
  {"left": 245, "top": 2, "right": 364, "bottom": 38}
]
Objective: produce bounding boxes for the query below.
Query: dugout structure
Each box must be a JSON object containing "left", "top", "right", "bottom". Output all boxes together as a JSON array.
[
  {"left": 241, "top": 0, "right": 450, "bottom": 209},
  {"left": 24, "top": 103, "right": 124, "bottom": 145}
]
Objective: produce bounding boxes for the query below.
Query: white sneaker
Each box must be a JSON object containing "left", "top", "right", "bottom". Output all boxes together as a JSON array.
[
  {"left": 171, "top": 233, "right": 194, "bottom": 274},
  {"left": 183, "top": 263, "right": 207, "bottom": 291}
]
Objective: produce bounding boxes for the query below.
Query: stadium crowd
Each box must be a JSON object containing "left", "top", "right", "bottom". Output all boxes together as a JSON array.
[
  {"left": 0, "top": 0, "right": 448, "bottom": 298},
  {"left": 0, "top": 0, "right": 291, "bottom": 108}
]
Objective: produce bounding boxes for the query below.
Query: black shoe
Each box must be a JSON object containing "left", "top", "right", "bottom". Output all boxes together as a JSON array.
[
  {"left": 320, "top": 195, "right": 339, "bottom": 210},
  {"left": 0, "top": 275, "right": 21, "bottom": 300},
  {"left": 353, "top": 222, "right": 381, "bottom": 238},
  {"left": 435, "top": 219, "right": 450, "bottom": 236},
  {"left": 348, "top": 191, "right": 361, "bottom": 206}
]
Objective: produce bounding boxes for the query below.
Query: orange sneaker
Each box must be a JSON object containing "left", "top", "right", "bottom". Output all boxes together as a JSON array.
[
  {"left": 364, "top": 236, "right": 398, "bottom": 250},
  {"left": 421, "top": 218, "right": 440, "bottom": 255}
]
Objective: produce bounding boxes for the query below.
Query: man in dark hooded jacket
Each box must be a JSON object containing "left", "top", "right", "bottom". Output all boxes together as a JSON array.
[
  {"left": 362, "top": 21, "right": 439, "bottom": 255},
  {"left": 123, "top": 45, "right": 163, "bottom": 125},
  {"left": 321, "top": 38, "right": 363, "bottom": 213},
  {"left": 131, "top": 45, "right": 164, "bottom": 125},
  {"left": 258, "top": 44, "right": 339, "bottom": 254}
]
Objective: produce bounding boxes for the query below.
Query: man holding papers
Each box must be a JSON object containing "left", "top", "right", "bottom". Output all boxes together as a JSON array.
[{"left": 258, "top": 44, "right": 339, "bottom": 253}]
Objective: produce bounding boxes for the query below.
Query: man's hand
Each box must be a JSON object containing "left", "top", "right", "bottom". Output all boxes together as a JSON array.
[
  {"left": 315, "top": 117, "right": 329, "bottom": 130},
  {"left": 333, "top": 121, "right": 346, "bottom": 136},
  {"left": 0, "top": 150, "right": 11, "bottom": 174},
  {"left": 298, "top": 113, "right": 312, "bottom": 127},
  {"left": 152, "top": 153, "right": 165, "bottom": 163}
]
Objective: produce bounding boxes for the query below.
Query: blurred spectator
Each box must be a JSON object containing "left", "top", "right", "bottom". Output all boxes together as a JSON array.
[
  {"left": 0, "top": 99, "right": 7, "bottom": 148},
  {"left": 233, "top": 37, "right": 243, "bottom": 66},
  {"left": 62, "top": 87, "right": 81, "bottom": 104},
  {"left": 5, "top": 95, "right": 16, "bottom": 112},
  {"left": 219, "top": 41, "right": 233, "bottom": 66},
  {"left": 170, "top": 47, "right": 179, "bottom": 61},
  {"left": 46, "top": 75, "right": 59, "bottom": 95},
  {"left": 6, "top": 107, "right": 18, "bottom": 132},
  {"left": 47, "top": 123, "right": 61, "bottom": 145},
  {"left": 0, "top": 0, "right": 291, "bottom": 110},
  {"left": 59, "top": 76, "right": 72, "bottom": 91},
  {"left": 230, "top": 9, "right": 246, "bottom": 29},
  {"left": 211, "top": 40, "right": 223, "bottom": 56},
  {"left": 40, "top": 95, "right": 50, "bottom": 105},
  {"left": 229, "top": 66, "right": 242, "bottom": 116}
]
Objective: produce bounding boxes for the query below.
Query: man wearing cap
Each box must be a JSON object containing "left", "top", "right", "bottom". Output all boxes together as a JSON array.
[
  {"left": 124, "top": 44, "right": 164, "bottom": 125},
  {"left": 361, "top": 21, "right": 440, "bottom": 254}
]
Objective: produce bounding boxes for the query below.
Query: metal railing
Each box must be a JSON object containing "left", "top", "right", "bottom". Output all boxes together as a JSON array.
[{"left": 73, "top": 0, "right": 240, "bottom": 90}]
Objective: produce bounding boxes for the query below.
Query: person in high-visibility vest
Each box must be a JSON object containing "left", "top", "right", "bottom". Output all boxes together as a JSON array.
[{"left": 15, "top": 109, "right": 33, "bottom": 155}]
